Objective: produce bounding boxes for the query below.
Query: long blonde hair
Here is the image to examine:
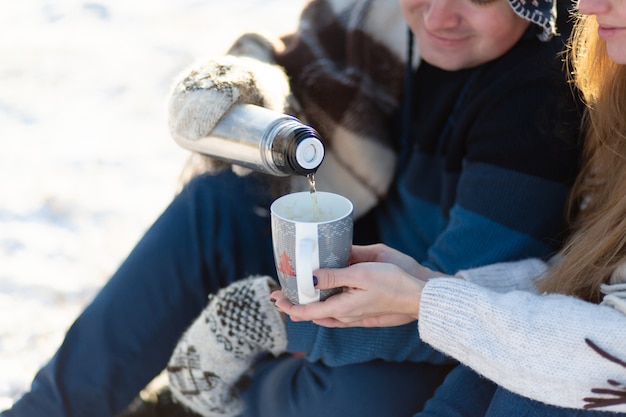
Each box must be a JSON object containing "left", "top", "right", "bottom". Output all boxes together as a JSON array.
[{"left": 538, "top": 14, "right": 626, "bottom": 302}]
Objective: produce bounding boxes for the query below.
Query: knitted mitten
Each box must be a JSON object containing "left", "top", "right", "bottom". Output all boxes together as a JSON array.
[
  {"left": 601, "top": 263, "right": 626, "bottom": 314},
  {"left": 168, "top": 54, "right": 291, "bottom": 178},
  {"left": 166, "top": 276, "right": 287, "bottom": 417}
]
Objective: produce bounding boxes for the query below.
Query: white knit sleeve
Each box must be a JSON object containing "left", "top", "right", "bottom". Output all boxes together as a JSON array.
[{"left": 418, "top": 278, "right": 626, "bottom": 412}]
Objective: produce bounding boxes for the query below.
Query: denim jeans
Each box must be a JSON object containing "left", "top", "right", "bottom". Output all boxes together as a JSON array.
[
  {"left": 417, "top": 365, "right": 626, "bottom": 417},
  {"left": 2, "top": 171, "right": 451, "bottom": 417},
  {"left": 417, "top": 365, "right": 497, "bottom": 417},
  {"left": 242, "top": 355, "right": 453, "bottom": 417},
  {"left": 3, "top": 172, "right": 279, "bottom": 417},
  {"left": 486, "top": 388, "right": 626, "bottom": 417}
]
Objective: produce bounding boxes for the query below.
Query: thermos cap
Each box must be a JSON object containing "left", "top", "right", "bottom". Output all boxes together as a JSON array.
[{"left": 295, "top": 137, "right": 324, "bottom": 170}]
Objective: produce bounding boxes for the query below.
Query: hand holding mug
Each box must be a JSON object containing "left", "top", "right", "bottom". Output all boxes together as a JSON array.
[
  {"left": 347, "top": 244, "right": 443, "bottom": 281},
  {"left": 271, "top": 244, "right": 445, "bottom": 327},
  {"left": 270, "top": 191, "right": 353, "bottom": 305}
]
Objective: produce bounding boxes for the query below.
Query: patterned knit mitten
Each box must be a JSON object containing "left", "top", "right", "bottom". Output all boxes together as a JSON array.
[
  {"left": 168, "top": 55, "right": 291, "bottom": 178},
  {"left": 166, "top": 276, "right": 287, "bottom": 417}
]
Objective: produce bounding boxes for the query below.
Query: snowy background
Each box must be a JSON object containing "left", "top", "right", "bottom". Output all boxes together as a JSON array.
[{"left": 0, "top": 0, "right": 304, "bottom": 409}]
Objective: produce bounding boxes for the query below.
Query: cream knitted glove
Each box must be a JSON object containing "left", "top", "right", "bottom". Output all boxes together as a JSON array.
[
  {"left": 601, "top": 283, "right": 626, "bottom": 315},
  {"left": 168, "top": 53, "right": 291, "bottom": 176},
  {"left": 167, "top": 276, "right": 287, "bottom": 417}
]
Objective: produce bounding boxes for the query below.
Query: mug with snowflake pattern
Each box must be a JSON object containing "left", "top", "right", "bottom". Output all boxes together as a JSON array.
[{"left": 270, "top": 191, "right": 353, "bottom": 305}]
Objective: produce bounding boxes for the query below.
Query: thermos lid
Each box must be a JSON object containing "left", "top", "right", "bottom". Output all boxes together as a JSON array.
[{"left": 295, "top": 137, "right": 324, "bottom": 170}]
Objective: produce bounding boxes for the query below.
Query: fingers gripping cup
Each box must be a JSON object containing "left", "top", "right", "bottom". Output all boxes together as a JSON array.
[{"left": 270, "top": 192, "right": 353, "bottom": 305}]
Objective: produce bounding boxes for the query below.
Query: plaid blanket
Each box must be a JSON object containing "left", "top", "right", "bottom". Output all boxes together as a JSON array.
[{"left": 178, "top": 0, "right": 414, "bottom": 218}]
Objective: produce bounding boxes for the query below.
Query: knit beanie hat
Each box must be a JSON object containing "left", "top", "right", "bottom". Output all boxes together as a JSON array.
[{"left": 507, "top": 0, "right": 557, "bottom": 41}]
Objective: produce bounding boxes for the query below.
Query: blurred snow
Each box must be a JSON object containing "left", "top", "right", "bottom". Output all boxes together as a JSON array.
[{"left": 0, "top": 0, "right": 303, "bottom": 409}]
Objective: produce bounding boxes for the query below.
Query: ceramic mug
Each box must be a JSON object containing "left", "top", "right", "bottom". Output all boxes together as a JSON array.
[{"left": 270, "top": 191, "right": 353, "bottom": 305}]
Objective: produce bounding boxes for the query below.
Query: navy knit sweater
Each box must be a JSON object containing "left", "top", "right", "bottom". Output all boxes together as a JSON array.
[{"left": 286, "top": 28, "right": 583, "bottom": 366}]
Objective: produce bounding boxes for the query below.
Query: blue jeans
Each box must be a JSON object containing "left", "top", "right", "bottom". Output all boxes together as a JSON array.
[
  {"left": 242, "top": 355, "right": 453, "bottom": 417},
  {"left": 485, "top": 388, "right": 626, "bottom": 417},
  {"left": 417, "top": 365, "right": 497, "bottom": 417},
  {"left": 2, "top": 172, "right": 451, "bottom": 417},
  {"left": 416, "top": 366, "right": 626, "bottom": 417}
]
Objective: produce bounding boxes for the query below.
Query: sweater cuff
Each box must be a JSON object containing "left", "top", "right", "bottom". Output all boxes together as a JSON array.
[
  {"left": 417, "top": 278, "right": 496, "bottom": 367},
  {"left": 418, "top": 278, "right": 478, "bottom": 349}
]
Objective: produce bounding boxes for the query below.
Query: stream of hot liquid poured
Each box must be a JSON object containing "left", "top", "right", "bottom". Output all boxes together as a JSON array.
[{"left": 307, "top": 173, "right": 319, "bottom": 221}]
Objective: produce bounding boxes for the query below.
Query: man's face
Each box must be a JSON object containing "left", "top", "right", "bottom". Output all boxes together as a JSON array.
[{"left": 400, "top": 0, "right": 530, "bottom": 70}]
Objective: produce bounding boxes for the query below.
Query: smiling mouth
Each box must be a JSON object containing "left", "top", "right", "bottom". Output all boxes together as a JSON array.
[{"left": 425, "top": 29, "right": 469, "bottom": 45}]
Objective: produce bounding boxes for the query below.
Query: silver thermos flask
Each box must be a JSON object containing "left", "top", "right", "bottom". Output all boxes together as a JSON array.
[{"left": 172, "top": 104, "right": 325, "bottom": 176}]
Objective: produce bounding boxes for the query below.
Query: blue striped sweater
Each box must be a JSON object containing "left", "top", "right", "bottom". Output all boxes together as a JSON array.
[{"left": 284, "top": 27, "right": 583, "bottom": 366}]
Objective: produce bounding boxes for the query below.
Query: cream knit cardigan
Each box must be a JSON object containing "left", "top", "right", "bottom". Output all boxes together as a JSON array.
[{"left": 419, "top": 259, "right": 626, "bottom": 412}]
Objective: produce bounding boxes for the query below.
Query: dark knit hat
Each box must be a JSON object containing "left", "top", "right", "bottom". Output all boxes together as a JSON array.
[{"left": 507, "top": 0, "right": 557, "bottom": 41}]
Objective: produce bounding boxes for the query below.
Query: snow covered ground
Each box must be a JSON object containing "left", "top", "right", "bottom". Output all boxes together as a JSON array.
[{"left": 0, "top": 0, "right": 303, "bottom": 409}]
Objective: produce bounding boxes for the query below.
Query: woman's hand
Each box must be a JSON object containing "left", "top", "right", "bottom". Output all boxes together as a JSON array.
[
  {"left": 347, "top": 244, "right": 443, "bottom": 281},
  {"left": 271, "top": 244, "right": 441, "bottom": 328}
]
